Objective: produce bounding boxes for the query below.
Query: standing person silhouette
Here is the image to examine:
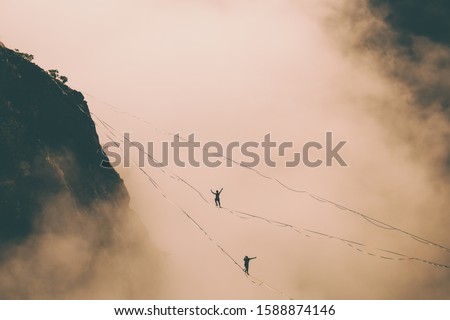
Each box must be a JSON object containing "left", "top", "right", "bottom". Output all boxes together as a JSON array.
[
  {"left": 211, "top": 188, "right": 223, "bottom": 208},
  {"left": 243, "top": 256, "right": 256, "bottom": 274}
]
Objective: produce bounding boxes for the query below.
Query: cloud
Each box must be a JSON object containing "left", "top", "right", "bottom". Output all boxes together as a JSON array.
[
  {"left": 0, "top": 177, "right": 161, "bottom": 299},
  {"left": 1, "top": 0, "right": 449, "bottom": 299}
]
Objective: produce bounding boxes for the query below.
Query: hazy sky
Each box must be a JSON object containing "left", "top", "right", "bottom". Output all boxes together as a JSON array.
[{"left": 1, "top": 0, "right": 449, "bottom": 299}]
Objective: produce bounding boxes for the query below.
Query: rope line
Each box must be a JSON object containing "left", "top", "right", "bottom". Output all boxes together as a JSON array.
[
  {"left": 84, "top": 92, "right": 450, "bottom": 254},
  {"left": 92, "top": 110, "right": 450, "bottom": 270}
]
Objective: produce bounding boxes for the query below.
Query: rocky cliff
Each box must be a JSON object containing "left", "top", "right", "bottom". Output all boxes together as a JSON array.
[{"left": 0, "top": 46, "right": 159, "bottom": 299}]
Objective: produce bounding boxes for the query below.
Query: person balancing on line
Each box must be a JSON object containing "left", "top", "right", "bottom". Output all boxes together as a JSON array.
[
  {"left": 211, "top": 188, "right": 223, "bottom": 208},
  {"left": 243, "top": 255, "right": 256, "bottom": 274}
]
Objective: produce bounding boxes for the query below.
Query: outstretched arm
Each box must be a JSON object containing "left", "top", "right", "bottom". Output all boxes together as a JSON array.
[
  {"left": 219, "top": 188, "right": 223, "bottom": 194},
  {"left": 250, "top": 257, "right": 256, "bottom": 260},
  {"left": 211, "top": 190, "right": 215, "bottom": 194}
]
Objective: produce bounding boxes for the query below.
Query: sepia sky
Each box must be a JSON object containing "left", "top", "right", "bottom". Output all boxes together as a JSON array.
[{"left": 1, "top": 0, "right": 449, "bottom": 299}]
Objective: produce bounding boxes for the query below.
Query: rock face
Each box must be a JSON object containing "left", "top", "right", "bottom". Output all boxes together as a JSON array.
[
  {"left": 0, "top": 46, "right": 128, "bottom": 244},
  {"left": 0, "top": 46, "right": 159, "bottom": 299}
]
